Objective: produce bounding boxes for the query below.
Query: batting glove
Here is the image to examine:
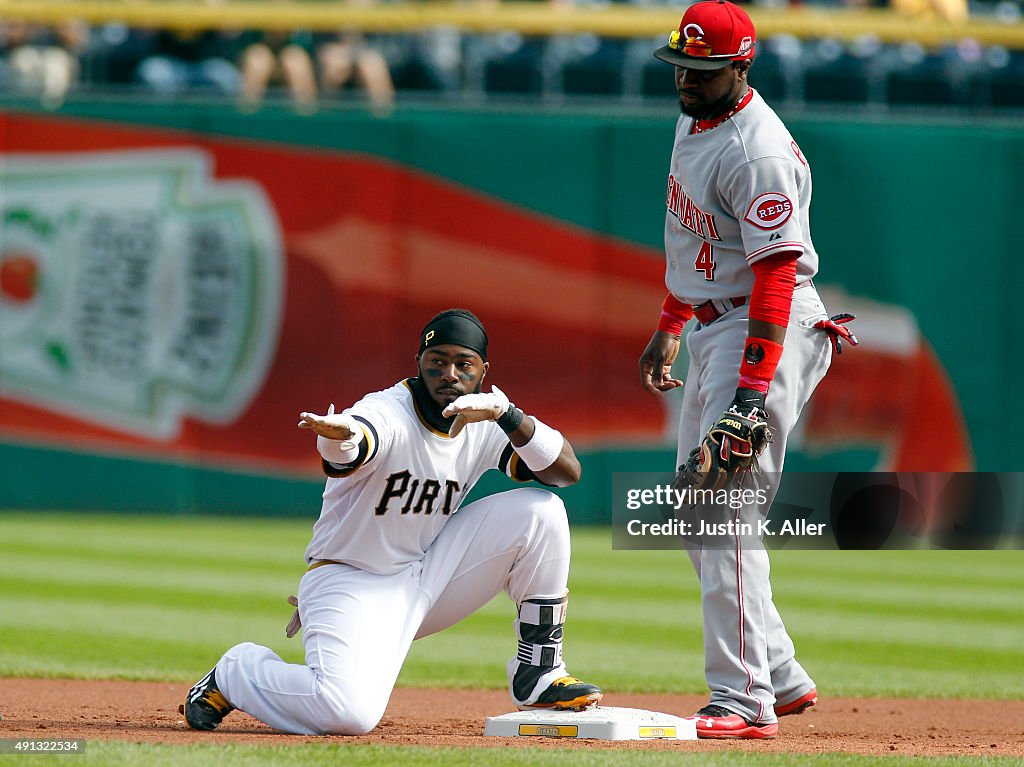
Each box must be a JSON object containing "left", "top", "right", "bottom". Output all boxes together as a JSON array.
[
  {"left": 813, "top": 313, "right": 858, "bottom": 355},
  {"left": 443, "top": 385, "right": 511, "bottom": 438},
  {"left": 285, "top": 595, "right": 301, "bottom": 638}
]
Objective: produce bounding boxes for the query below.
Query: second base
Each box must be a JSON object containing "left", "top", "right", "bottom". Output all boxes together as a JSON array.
[{"left": 483, "top": 706, "right": 697, "bottom": 740}]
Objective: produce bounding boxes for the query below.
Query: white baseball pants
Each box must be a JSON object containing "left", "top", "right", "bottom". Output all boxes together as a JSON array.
[{"left": 214, "top": 487, "right": 571, "bottom": 735}]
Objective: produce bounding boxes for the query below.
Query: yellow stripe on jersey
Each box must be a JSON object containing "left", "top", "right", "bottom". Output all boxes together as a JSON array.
[
  {"left": 508, "top": 451, "right": 535, "bottom": 483},
  {"left": 322, "top": 422, "right": 377, "bottom": 478}
]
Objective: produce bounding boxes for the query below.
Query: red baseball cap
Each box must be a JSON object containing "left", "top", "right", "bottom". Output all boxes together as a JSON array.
[{"left": 654, "top": 0, "right": 756, "bottom": 71}]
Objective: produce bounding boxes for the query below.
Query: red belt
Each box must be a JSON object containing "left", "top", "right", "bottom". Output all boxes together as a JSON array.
[{"left": 692, "top": 296, "right": 747, "bottom": 325}]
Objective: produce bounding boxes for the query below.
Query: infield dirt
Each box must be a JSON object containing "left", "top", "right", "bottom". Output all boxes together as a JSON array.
[{"left": 1, "top": 678, "right": 1021, "bottom": 757}]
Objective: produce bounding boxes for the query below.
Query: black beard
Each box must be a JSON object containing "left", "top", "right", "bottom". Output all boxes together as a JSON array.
[
  {"left": 408, "top": 376, "right": 456, "bottom": 433},
  {"left": 407, "top": 376, "right": 483, "bottom": 433},
  {"left": 680, "top": 87, "right": 741, "bottom": 121}
]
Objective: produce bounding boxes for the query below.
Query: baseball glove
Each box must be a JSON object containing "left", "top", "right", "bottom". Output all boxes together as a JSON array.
[{"left": 675, "top": 389, "right": 772, "bottom": 491}]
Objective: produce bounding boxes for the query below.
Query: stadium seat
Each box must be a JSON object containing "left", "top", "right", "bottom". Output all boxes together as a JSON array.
[
  {"left": 988, "top": 52, "right": 1024, "bottom": 109},
  {"left": 559, "top": 38, "right": 626, "bottom": 97},
  {"left": 640, "top": 56, "right": 677, "bottom": 99},
  {"left": 802, "top": 53, "right": 871, "bottom": 104},
  {"left": 479, "top": 35, "right": 546, "bottom": 96},
  {"left": 886, "top": 54, "right": 956, "bottom": 106},
  {"left": 748, "top": 50, "right": 788, "bottom": 102}
]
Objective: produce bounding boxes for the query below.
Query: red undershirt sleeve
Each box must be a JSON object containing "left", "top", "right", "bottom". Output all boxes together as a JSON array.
[{"left": 749, "top": 253, "right": 798, "bottom": 327}]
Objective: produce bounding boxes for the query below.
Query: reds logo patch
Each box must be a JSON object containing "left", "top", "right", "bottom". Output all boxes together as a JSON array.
[{"left": 745, "top": 192, "right": 793, "bottom": 230}]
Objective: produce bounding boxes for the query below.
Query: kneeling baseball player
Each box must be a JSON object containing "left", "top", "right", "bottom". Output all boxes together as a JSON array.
[{"left": 181, "top": 309, "right": 602, "bottom": 735}]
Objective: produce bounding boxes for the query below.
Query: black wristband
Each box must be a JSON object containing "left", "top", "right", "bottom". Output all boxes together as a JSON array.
[
  {"left": 734, "top": 386, "right": 767, "bottom": 411},
  {"left": 497, "top": 406, "right": 525, "bottom": 434}
]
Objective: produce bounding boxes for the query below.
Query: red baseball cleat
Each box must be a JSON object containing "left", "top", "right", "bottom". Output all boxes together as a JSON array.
[
  {"left": 691, "top": 705, "right": 778, "bottom": 739},
  {"left": 775, "top": 687, "right": 817, "bottom": 717}
]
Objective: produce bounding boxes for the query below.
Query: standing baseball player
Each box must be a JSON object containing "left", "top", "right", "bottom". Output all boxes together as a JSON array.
[
  {"left": 182, "top": 309, "right": 602, "bottom": 734},
  {"left": 638, "top": 0, "right": 856, "bottom": 739}
]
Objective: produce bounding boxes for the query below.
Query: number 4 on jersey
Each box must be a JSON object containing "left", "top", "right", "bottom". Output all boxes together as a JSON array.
[{"left": 695, "top": 242, "right": 715, "bottom": 281}]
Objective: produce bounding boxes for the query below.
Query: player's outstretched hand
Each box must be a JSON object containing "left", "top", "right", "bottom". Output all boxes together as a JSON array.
[
  {"left": 285, "top": 595, "right": 301, "bottom": 638},
  {"left": 813, "top": 313, "right": 858, "bottom": 355},
  {"left": 443, "top": 386, "right": 511, "bottom": 438},
  {"left": 297, "top": 404, "right": 362, "bottom": 448},
  {"left": 639, "top": 331, "right": 684, "bottom": 395}
]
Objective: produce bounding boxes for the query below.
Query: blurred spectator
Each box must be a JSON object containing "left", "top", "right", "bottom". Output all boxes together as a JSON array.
[
  {"left": 137, "top": 27, "right": 242, "bottom": 96},
  {"left": 890, "top": 0, "right": 968, "bottom": 23},
  {"left": 315, "top": 0, "right": 395, "bottom": 111},
  {"left": 318, "top": 32, "right": 396, "bottom": 112},
  {"left": 237, "top": 29, "right": 318, "bottom": 112},
  {"left": 87, "top": 23, "right": 157, "bottom": 86},
  {"left": 2, "top": 20, "right": 88, "bottom": 109}
]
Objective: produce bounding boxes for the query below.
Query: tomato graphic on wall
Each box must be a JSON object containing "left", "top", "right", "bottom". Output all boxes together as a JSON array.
[{"left": 0, "top": 253, "right": 39, "bottom": 303}]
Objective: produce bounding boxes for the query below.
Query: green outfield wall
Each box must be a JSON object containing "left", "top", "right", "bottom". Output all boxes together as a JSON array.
[{"left": 2, "top": 99, "right": 1022, "bottom": 520}]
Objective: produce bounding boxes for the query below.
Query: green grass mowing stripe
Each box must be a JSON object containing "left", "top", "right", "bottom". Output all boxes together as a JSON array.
[
  {"left": 791, "top": 617, "right": 1021, "bottom": 655},
  {"left": 778, "top": 638, "right": 1024, "bottom": 699},
  {"left": 0, "top": 540, "right": 308, "bottom": 573},
  {"left": 55, "top": 741, "right": 1024, "bottom": 767},
  {"left": 0, "top": 594, "right": 301, "bottom": 644},
  {"left": 0, "top": 561, "right": 303, "bottom": 606},
  {"left": 775, "top": 604, "right": 1023, "bottom": 652},
  {"left": 768, "top": 550, "right": 1024, "bottom": 589},
  {"left": 796, "top": 655, "right": 1024, "bottom": 698},
  {"left": 0, "top": 624, "right": 303, "bottom": 681},
  {"left": 0, "top": 561, "right": 299, "bottom": 601},
  {"left": 0, "top": 512, "right": 313, "bottom": 562},
  {"left": 0, "top": 531, "right": 310, "bottom": 571},
  {"left": 774, "top": 581, "right": 1024, "bottom": 618}
]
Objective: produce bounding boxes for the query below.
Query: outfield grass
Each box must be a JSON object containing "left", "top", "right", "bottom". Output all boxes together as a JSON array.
[{"left": 1, "top": 510, "right": 1022, "bottom": 701}]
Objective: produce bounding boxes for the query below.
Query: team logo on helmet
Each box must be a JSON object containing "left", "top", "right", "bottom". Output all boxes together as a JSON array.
[
  {"left": 680, "top": 23, "right": 713, "bottom": 57},
  {"left": 745, "top": 192, "right": 793, "bottom": 230}
]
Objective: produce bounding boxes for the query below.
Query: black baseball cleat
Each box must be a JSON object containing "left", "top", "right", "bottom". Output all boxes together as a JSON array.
[
  {"left": 180, "top": 668, "right": 235, "bottom": 731},
  {"left": 521, "top": 676, "right": 603, "bottom": 712}
]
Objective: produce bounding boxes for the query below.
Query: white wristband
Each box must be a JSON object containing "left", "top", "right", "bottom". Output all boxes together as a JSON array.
[
  {"left": 317, "top": 434, "right": 361, "bottom": 465},
  {"left": 515, "top": 417, "right": 563, "bottom": 472}
]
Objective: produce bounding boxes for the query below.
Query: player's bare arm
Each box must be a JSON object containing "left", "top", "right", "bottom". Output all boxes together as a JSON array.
[
  {"left": 505, "top": 415, "right": 582, "bottom": 487},
  {"left": 639, "top": 331, "right": 683, "bottom": 395},
  {"left": 640, "top": 294, "right": 693, "bottom": 395}
]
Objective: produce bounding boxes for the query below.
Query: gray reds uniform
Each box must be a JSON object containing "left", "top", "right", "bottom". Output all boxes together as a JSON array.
[
  {"left": 669, "top": 88, "right": 828, "bottom": 725},
  {"left": 664, "top": 90, "right": 819, "bottom": 302},
  {"left": 642, "top": 0, "right": 853, "bottom": 740},
  {"left": 183, "top": 310, "right": 601, "bottom": 735}
]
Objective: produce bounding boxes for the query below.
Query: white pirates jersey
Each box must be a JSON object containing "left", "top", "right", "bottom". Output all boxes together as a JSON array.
[
  {"left": 664, "top": 89, "right": 819, "bottom": 304},
  {"left": 304, "top": 379, "right": 528, "bottom": 575}
]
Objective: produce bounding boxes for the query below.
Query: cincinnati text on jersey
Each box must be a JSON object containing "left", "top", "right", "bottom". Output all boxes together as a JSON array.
[{"left": 667, "top": 174, "right": 721, "bottom": 241}]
